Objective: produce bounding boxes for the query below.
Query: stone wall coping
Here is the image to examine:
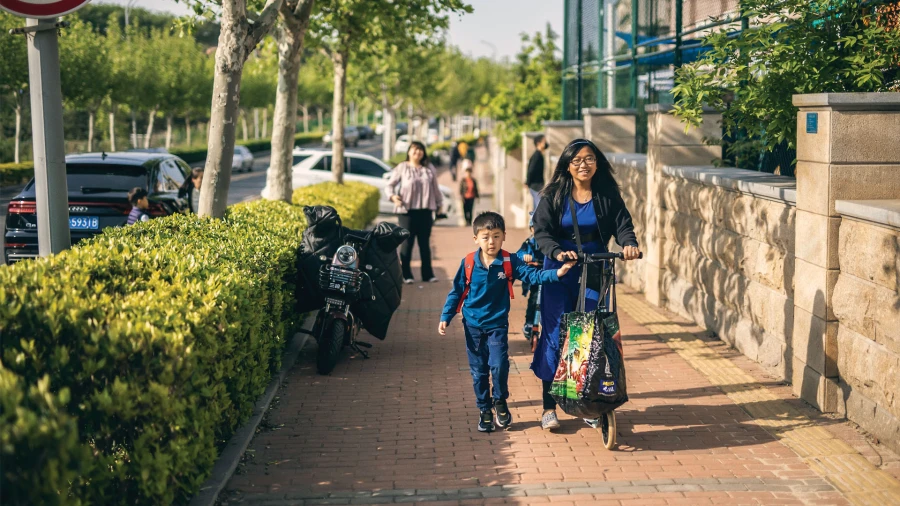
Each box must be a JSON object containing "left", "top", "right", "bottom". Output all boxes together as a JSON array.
[
  {"left": 542, "top": 120, "right": 585, "bottom": 127},
  {"left": 792, "top": 92, "right": 900, "bottom": 110},
  {"left": 835, "top": 199, "right": 900, "bottom": 229},
  {"left": 582, "top": 107, "right": 638, "bottom": 116},
  {"left": 663, "top": 165, "right": 798, "bottom": 204},
  {"left": 523, "top": 131, "right": 543, "bottom": 138},
  {"left": 607, "top": 153, "right": 648, "bottom": 172}
]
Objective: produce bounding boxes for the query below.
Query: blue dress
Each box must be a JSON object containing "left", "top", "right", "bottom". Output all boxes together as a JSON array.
[{"left": 530, "top": 200, "right": 606, "bottom": 382}]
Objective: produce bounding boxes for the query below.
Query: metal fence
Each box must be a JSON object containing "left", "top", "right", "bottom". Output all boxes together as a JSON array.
[{"left": 562, "top": 0, "right": 899, "bottom": 176}]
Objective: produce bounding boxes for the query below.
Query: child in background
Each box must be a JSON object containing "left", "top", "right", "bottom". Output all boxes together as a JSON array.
[
  {"left": 516, "top": 216, "right": 545, "bottom": 340},
  {"left": 458, "top": 160, "right": 479, "bottom": 226},
  {"left": 439, "top": 212, "right": 574, "bottom": 432},
  {"left": 126, "top": 187, "right": 151, "bottom": 225}
]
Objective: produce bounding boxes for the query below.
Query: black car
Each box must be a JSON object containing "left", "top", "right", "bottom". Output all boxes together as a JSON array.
[
  {"left": 4, "top": 152, "right": 192, "bottom": 265},
  {"left": 357, "top": 125, "right": 374, "bottom": 140}
]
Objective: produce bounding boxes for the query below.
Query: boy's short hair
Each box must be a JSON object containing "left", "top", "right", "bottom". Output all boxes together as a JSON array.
[
  {"left": 473, "top": 211, "right": 505, "bottom": 235},
  {"left": 534, "top": 134, "right": 545, "bottom": 147},
  {"left": 128, "top": 187, "right": 148, "bottom": 205}
]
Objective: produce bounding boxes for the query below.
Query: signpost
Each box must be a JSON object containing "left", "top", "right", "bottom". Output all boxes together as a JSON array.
[{"left": 2, "top": 0, "right": 91, "bottom": 257}]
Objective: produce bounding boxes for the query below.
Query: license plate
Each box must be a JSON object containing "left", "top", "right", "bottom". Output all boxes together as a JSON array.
[{"left": 69, "top": 216, "right": 99, "bottom": 230}]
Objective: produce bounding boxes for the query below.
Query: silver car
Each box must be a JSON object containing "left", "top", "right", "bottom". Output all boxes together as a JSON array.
[
  {"left": 232, "top": 145, "right": 254, "bottom": 172},
  {"left": 322, "top": 126, "right": 360, "bottom": 147}
]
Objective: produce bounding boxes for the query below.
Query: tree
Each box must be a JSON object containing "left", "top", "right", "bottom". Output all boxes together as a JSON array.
[
  {"left": 672, "top": 0, "right": 900, "bottom": 169},
  {"left": 60, "top": 19, "right": 110, "bottom": 152},
  {"left": 263, "top": 0, "right": 315, "bottom": 202},
  {"left": 485, "top": 24, "right": 561, "bottom": 150},
  {"left": 239, "top": 44, "right": 277, "bottom": 141},
  {"left": 308, "top": 0, "right": 471, "bottom": 183},
  {"left": 0, "top": 13, "right": 29, "bottom": 163}
]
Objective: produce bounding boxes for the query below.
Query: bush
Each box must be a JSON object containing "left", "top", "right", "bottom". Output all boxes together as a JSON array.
[
  {"left": 292, "top": 181, "right": 380, "bottom": 230},
  {"left": 0, "top": 183, "right": 376, "bottom": 505},
  {"left": 0, "top": 162, "right": 35, "bottom": 186}
]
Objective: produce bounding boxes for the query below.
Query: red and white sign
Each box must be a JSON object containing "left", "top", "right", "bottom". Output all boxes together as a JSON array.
[{"left": 0, "top": 0, "right": 90, "bottom": 19}]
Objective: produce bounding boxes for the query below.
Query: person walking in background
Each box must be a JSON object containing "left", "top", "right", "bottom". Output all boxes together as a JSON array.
[
  {"left": 178, "top": 167, "right": 204, "bottom": 213},
  {"left": 449, "top": 140, "right": 471, "bottom": 182},
  {"left": 458, "top": 160, "right": 479, "bottom": 226},
  {"left": 126, "top": 187, "right": 151, "bottom": 225},
  {"left": 387, "top": 141, "right": 443, "bottom": 284},
  {"left": 525, "top": 135, "right": 548, "bottom": 210}
]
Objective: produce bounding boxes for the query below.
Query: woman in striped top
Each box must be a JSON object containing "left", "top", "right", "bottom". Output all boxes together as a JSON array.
[{"left": 387, "top": 141, "right": 443, "bottom": 284}]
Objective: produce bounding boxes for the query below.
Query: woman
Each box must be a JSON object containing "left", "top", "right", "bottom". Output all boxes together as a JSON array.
[
  {"left": 178, "top": 167, "right": 204, "bottom": 213},
  {"left": 531, "top": 138, "right": 641, "bottom": 431},
  {"left": 387, "top": 141, "right": 443, "bottom": 284}
]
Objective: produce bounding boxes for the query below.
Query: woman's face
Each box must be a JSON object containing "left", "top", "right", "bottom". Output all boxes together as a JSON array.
[
  {"left": 408, "top": 145, "right": 424, "bottom": 165},
  {"left": 193, "top": 172, "right": 203, "bottom": 189},
  {"left": 567, "top": 146, "right": 597, "bottom": 184}
]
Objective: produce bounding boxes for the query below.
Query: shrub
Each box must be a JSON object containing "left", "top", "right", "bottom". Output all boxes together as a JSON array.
[
  {"left": 292, "top": 181, "right": 380, "bottom": 230},
  {"left": 0, "top": 183, "right": 376, "bottom": 505},
  {"left": 0, "top": 162, "right": 35, "bottom": 186}
]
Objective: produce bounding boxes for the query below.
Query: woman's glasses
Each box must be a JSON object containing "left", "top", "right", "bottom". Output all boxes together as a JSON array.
[{"left": 570, "top": 156, "right": 597, "bottom": 167}]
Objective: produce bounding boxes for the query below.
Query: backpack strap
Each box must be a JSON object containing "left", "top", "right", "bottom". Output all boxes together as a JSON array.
[
  {"left": 500, "top": 250, "right": 515, "bottom": 300},
  {"left": 455, "top": 251, "right": 478, "bottom": 313}
]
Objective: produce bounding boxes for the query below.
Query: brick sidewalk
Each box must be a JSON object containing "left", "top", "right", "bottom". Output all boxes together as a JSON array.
[{"left": 221, "top": 225, "right": 900, "bottom": 506}]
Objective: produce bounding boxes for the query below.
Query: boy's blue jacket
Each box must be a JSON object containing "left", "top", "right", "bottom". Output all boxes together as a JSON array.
[{"left": 441, "top": 249, "right": 559, "bottom": 328}]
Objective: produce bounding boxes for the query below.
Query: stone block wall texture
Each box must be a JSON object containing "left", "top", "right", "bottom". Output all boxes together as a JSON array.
[
  {"left": 583, "top": 109, "right": 637, "bottom": 153},
  {"left": 833, "top": 216, "right": 900, "bottom": 454},
  {"left": 608, "top": 154, "right": 648, "bottom": 293}
]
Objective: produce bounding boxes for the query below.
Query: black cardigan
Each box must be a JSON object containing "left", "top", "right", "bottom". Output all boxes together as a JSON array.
[{"left": 532, "top": 189, "right": 639, "bottom": 261}]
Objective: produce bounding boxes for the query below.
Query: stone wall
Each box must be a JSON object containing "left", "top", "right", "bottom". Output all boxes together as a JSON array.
[
  {"left": 832, "top": 201, "right": 900, "bottom": 454},
  {"left": 608, "top": 154, "right": 648, "bottom": 294}
]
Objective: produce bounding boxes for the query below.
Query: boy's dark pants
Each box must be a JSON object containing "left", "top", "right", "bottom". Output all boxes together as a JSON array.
[
  {"left": 463, "top": 321, "right": 509, "bottom": 411},
  {"left": 463, "top": 198, "right": 476, "bottom": 225}
]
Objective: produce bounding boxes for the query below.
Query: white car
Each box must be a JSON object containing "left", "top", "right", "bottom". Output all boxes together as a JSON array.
[
  {"left": 394, "top": 134, "right": 411, "bottom": 155},
  {"left": 268, "top": 148, "right": 453, "bottom": 216},
  {"left": 232, "top": 145, "right": 254, "bottom": 172}
]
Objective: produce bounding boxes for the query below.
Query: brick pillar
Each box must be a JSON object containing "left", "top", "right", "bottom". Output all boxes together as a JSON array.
[
  {"left": 792, "top": 92, "right": 900, "bottom": 412},
  {"left": 542, "top": 120, "right": 586, "bottom": 181},
  {"left": 644, "top": 105, "right": 721, "bottom": 307},
  {"left": 582, "top": 108, "right": 637, "bottom": 154}
]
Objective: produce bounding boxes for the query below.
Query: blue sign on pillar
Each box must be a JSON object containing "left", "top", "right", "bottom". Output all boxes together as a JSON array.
[{"left": 806, "top": 113, "right": 818, "bottom": 134}]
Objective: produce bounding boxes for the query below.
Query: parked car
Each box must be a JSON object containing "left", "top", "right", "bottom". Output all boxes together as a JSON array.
[
  {"left": 357, "top": 125, "right": 375, "bottom": 140},
  {"left": 394, "top": 134, "right": 412, "bottom": 155},
  {"left": 395, "top": 122, "right": 408, "bottom": 136},
  {"left": 375, "top": 124, "right": 386, "bottom": 135},
  {"left": 427, "top": 128, "right": 439, "bottom": 145},
  {"left": 264, "top": 148, "right": 453, "bottom": 217},
  {"left": 322, "top": 126, "right": 360, "bottom": 147},
  {"left": 232, "top": 145, "right": 254, "bottom": 172},
  {"left": 4, "top": 152, "right": 192, "bottom": 265}
]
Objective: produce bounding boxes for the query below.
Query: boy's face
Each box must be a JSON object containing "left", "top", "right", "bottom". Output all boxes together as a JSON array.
[
  {"left": 136, "top": 196, "right": 149, "bottom": 209},
  {"left": 474, "top": 228, "right": 505, "bottom": 256}
]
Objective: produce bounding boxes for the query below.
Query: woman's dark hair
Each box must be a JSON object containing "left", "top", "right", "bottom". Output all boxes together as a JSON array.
[
  {"left": 405, "top": 141, "right": 429, "bottom": 166},
  {"left": 179, "top": 167, "right": 204, "bottom": 197},
  {"left": 540, "top": 138, "right": 619, "bottom": 211}
]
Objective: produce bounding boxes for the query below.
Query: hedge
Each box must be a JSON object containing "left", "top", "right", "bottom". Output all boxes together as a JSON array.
[
  {"left": 0, "top": 181, "right": 379, "bottom": 505},
  {"left": 292, "top": 181, "right": 380, "bottom": 229},
  {"left": 0, "top": 132, "right": 325, "bottom": 184}
]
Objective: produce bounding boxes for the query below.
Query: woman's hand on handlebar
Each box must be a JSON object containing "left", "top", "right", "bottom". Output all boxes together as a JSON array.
[
  {"left": 556, "top": 251, "right": 578, "bottom": 262},
  {"left": 622, "top": 245, "right": 641, "bottom": 261}
]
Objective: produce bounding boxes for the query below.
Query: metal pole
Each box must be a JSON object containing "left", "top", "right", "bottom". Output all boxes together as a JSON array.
[
  {"left": 562, "top": 0, "right": 569, "bottom": 119},
  {"left": 605, "top": 0, "right": 616, "bottom": 108},
  {"left": 26, "top": 18, "right": 71, "bottom": 257},
  {"left": 630, "top": 0, "right": 638, "bottom": 109},
  {"left": 674, "top": 0, "right": 683, "bottom": 68},
  {"left": 576, "top": 0, "right": 584, "bottom": 119}
]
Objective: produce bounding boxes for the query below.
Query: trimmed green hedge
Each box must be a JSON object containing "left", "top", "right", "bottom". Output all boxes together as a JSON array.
[
  {"left": 0, "top": 181, "right": 378, "bottom": 505},
  {"left": 292, "top": 182, "right": 380, "bottom": 229},
  {"left": 0, "top": 132, "right": 326, "bottom": 183}
]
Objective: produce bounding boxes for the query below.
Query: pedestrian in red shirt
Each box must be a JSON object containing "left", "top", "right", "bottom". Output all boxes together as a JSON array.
[{"left": 458, "top": 160, "right": 479, "bottom": 226}]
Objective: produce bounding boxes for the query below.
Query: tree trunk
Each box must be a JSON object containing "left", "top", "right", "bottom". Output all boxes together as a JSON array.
[
  {"left": 407, "top": 104, "right": 413, "bottom": 138},
  {"left": 331, "top": 49, "right": 348, "bottom": 183},
  {"left": 87, "top": 110, "right": 95, "bottom": 152},
  {"left": 109, "top": 108, "right": 116, "bottom": 152},
  {"left": 144, "top": 107, "right": 159, "bottom": 148},
  {"left": 265, "top": 0, "right": 313, "bottom": 202},
  {"left": 301, "top": 103, "right": 309, "bottom": 132},
  {"left": 131, "top": 110, "right": 137, "bottom": 148},
  {"left": 14, "top": 101, "right": 21, "bottom": 164},
  {"left": 185, "top": 116, "right": 192, "bottom": 146},
  {"left": 381, "top": 106, "right": 395, "bottom": 161},
  {"left": 253, "top": 107, "right": 260, "bottom": 139},
  {"left": 240, "top": 109, "right": 249, "bottom": 141},
  {"left": 317, "top": 108, "right": 323, "bottom": 131},
  {"left": 262, "top": 108, "right": 268, "bottom": 138},
  {"left": 165, "top": 114, "right": 174, "bottom": 150}
]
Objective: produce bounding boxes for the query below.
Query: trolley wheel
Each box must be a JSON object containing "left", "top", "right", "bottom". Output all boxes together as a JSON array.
[{"left": 601, "top": 410, "right": 617, "bottom": 449}]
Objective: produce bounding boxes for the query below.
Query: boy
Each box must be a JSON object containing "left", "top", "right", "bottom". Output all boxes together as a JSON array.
[
  {"left": 458, "top": 160, "right": 479, "bottom": 226},
  {"left": 126, "top": 187, "right": 151, "bottom": 225},
  {"left": 516, "top": 216, "right": 545, "bottom": 339},
  {"left": 439, "top": 212, "right": 574, "bottom": 432}
]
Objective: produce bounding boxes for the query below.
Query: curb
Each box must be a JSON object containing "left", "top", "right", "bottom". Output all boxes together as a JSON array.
[{"left": 189, "top": 314, "right": 315, "bottom": 506}]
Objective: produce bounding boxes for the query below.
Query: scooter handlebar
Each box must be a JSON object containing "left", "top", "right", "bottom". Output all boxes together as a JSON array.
[{"left": 577, "top": 251, "right": 643, "bottom": 261}]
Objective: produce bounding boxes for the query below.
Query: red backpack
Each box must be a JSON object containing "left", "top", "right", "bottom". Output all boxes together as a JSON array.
[{"left": 455, "top": 250, "right": 515, "bottom": 313}]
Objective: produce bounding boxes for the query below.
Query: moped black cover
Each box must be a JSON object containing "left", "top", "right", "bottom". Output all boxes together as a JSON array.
[
  {"left": 295, "top": 206, "right": 348, "bottom": 313},
  {"left": 352, "top": 222, "right": 409, "bottom": 340}
]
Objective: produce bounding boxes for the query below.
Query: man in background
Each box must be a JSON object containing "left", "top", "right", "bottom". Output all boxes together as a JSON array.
[{"left": 525, "top": 135, "right": 548, "bottom": 210}]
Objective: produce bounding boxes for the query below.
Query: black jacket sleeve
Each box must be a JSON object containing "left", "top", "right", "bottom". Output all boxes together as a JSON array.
[
  {"left": 532, "top": 196, "right": 564, "bottom": 261},
  {"left": 525, "top": 151, "right": 544, "bottom": 186}
]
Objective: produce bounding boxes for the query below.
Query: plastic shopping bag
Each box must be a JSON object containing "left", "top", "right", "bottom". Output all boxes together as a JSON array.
[{"left": 550, "top": 309, "right": 628, "bottom": 418}]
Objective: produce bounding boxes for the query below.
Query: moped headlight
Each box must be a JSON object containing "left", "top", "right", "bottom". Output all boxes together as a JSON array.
[{"left": 334, "top": 245, "right": 357, "bottom": 267}]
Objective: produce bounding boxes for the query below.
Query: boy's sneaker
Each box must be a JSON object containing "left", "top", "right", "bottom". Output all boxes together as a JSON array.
[
  {"left": 494, "top": 400, "right": 512, "bottom": 428},
  {"left": 478, "top": 409, "right": 495, "bottom": 432},
  {"left": 541, "top": 410, "right": 560, "bottom": 430}
]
